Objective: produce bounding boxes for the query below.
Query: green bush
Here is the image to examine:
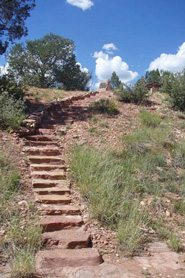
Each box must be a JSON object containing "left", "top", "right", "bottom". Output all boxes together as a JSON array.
[
  {"left": 0, "top": 92, "right": 25, "bottom": 130},
  {"left": 139, "top": 110, "right": 162, "bottom": 127},
  {"left": 168, "top": 69, "right": 185, "bottom": 111},
  {"left": 117, "top": 78, "right": 149, "bottom": 104},
  {"left": 90, "top": 98, "right": 119, "bottom": 115}
]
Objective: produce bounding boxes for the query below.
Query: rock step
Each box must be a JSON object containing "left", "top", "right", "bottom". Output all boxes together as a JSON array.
[
  {"left": 42, "top": 230, "right": 91, "bottom": 249},
  {"left": 34, "top": 187, "right": 70, "bottom": 195},
  {"left": 36, "top": 194, "right": 71, "bottom": 205},
  {"left": 24, "top": 141, "right": 59, "bottom": 147},
  {"left": 36, "top": 128, "right": 55, "bottom": 135},
  {"left": 32, "top": 179, "right": 70, "bottom": 188},
  {"left": 24, "top": 147, "right": 60, "bottom": 156},
  {"left": 30, "top": 164, "right": 67, "bottom": 172},
  {"left": 40, "top": 204, "right": 81, "bottom": 215},
  {"left": 29, "top": 156, "right": 64, "bottom": 164},
  {"left": 40, "top": 124, "right": 56, "bottom": 129},
  {"left": 40, "top": 215, "right": 83, "bottom": 232},
  {"left": 25, "top": 135, "right": 57, "bottom": 141},
  {"left": 31, "top": 170, "right": 66, "bottom": 180},
  {"left": 36, "top": 248, "right": 102, "bottom": 272}
]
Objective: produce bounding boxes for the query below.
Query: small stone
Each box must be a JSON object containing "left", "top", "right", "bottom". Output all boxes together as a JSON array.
[{"left": 166, "top": 210, "right": 171, "bottom": 217}]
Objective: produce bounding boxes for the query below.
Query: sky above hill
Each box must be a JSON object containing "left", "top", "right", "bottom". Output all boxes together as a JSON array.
[{"left": 1, "top": 0, "right": 185, "bottom": 88}]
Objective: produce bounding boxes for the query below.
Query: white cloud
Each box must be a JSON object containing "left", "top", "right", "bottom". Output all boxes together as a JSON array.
[
  {"left": 0, "top": 63, "right": 9, "bottom": 76},
  {"left": 93, "top": 46, "right": 138, "bottom": 83},
  {"left": 76, "top": 62, "right": 89, "bottom": 73},
  {"left": 148, "top": 42, "right": 185, "bottom": 72},
  {"left": 66, "top": 0, "right": 94, "bottom": 11},
  {"left": 103, "top": 43, "right": 118, "bottom": 52}
]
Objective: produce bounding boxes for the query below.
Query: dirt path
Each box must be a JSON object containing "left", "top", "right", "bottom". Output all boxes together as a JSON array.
[{"left": 22, "top": 91, "right": 185, "bottom": 278}]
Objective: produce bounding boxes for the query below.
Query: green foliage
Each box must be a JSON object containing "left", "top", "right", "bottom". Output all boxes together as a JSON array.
[
  {"left": 90, "top": 99, "right": 119, "bottom": 115},
  {"left": 139, "top": 110, "right": 162, "bottom": 127},
  {"left": 55, "top": 55, "right": 91, "bottom": 91},
  {"left": 117, "top": 78, "right": 149, "bottom": 104},
  {"left": 145, "top": 69, "right": 161, "bottom": 83},
  {"left": 160, "top": 71, "right": 175, "bottom": 95},
  {"left": 7, "top": 33, "right": 91, "bottom": 90},
  {"left": 169, "top": 70, "right": 185, "bottom": 111},
  {"left": 0, "top": 0, "right": 35, "bottom": 54},
  {"left": 110, "top": 71, "right": 121, "bottom": 90},
  {"left": 0, "top": 73, "right": 24, "bottom": 99},
  {"left": 0, "top": 92, "right": 25, "bottom": 130}
]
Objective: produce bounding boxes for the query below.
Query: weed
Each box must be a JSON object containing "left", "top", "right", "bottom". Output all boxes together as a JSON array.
[
  {"left": 0, "top": 92, "right": 25, "bottom": 130},
  {"left": 173, "top": 199, "right": 185, "bottom": 215},
  {"left": 99, "top": 121, "right": 109, "bottom": 128},
  {"left": 91, "top": 116, "right": 99, "bottom": 123},
  {"left": 139, "top": 110, "right": 162, "bottom": 127},
  {"left": 168, "top": 233, "right": 183, "bottom": 252},
  {"left": 90, "top": 99, "right": 119, "bottom": 116}
]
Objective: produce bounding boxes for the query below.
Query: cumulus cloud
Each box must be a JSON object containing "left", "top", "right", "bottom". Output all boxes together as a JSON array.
[
  {"left": 148, "top": 42, "right": 185, "bottom": 72},
  {"left": 66, "top": 0, "right": 94, "bottom": 11},
  {"left": 93, "top": 46, "right": 138, "bottom": 83},
  {"left": 103, "top": 43, "right": 118, "bottom": 52},
  {"left": 76, "top": 62, "right": 89, "bottom": 73}
]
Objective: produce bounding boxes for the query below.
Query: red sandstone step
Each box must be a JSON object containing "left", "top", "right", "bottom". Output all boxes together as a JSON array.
[
  {"left": 36, "top": 248, "right": 102, "bottom": 273},
  {"left": 32, "top": 179, "right": 70, "bottom": 188},
  {"left": 24, "top": 147, "right": 60, "bottom": 156},
  {"left": 30, "top": 164, "right": 67, "bottom": 172},
  {"left": 40, "top": 204, "right": 81, "bottom": 215},
  {"left": 34, "top": 187, "right": 70, "bottom": 195},
  {"left": 25, "top": 135, "right": 57, "bottom": 141},
  {"left": 40, "top": 215, "right": 83, "bottom": 232},
  {"left": 36, "top": 128, "right": 55, "bottom": 135},
  {"left": 29, "top": 156, "right": 64, "bottom": 164},
  {"left": 36, "top": 194, "right": 71, "bottom": 205},
  {"left": 24, "top": 141, "right": 59, "bottom": 147},
  {"left": 31, "top": 170, "right": 66, "bottom": 180},
  {"left": 42, "top": 230, "right": 91, "bottom": 249}
]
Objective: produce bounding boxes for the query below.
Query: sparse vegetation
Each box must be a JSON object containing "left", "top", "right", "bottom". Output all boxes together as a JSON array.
[
  {"left": 139, "top": 110, "right": 162, "bottom": 127},
  {"left": 71, "top": 116, "right": 185, "bottom": 255},
  {"left": 90, "top": 98, "right": 119, "bottom": 115},
  {"left": 0, "top": 92, "right": 25, "bottom": 130},
  {"left": 0, "top": 144, "right": 41, "bottom": 277}
]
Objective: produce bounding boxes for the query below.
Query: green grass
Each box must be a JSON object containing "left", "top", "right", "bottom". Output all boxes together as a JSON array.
[
  {"left": 90, "top": 99, "right": 119, "bottom": 116},
  {"left": 0, "top": 145, "right": 41, "bottom": 277},
  {"left": 70, "top": 120, "right": 185, "bottom": 255},
  {"left": 139, "top": 110, "right": 162, "bottom": 127}
]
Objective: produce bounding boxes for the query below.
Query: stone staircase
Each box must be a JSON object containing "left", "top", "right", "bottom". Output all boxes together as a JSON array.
[{"left": 23, "top": 92, "right": 104, "bottom": 276}]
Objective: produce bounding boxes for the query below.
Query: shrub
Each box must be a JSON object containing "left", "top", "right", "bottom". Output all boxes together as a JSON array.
[
  {"left": 0, "top": 92, "right": 25, "bottom": 130},
  {"left": 117, "top": 78, "right": 149, "bottom": 104},
  {"left": 139, "top": 110, "right": 162, "bottom": 127},
  {"left": 90, "top": 99, "right": 119, "bottom": 115},
  {"left": 169, "top": 69, "right": 185, "bottom": 111}
]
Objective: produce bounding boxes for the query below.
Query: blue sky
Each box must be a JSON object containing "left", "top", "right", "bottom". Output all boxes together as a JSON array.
[{"left": 1, "top": 0, "right": 185, "bottom": 88}]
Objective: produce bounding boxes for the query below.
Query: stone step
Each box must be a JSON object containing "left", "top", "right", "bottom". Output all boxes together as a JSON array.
[
  {"left": 42, "top": 230, "right": 91, "bottom": 249},
  {"left": 34, "top": 186, "right": 70, "bottom": 195},
  {"left": 40, "top": 204, "right": 81, "bottom": 215},
  {"left": 36, "top": 248, "right": 102, "bottom": 273},
  {"left": 25, "top": 135, "right": 57, "bottom": 141},
  {"left": 31, "top": 170, "right": 66, "bottom": 180},
  {"left": 24, "top": 141, "right": 59, "bottom": 147},
  {"left": 32, "top": 179, "right": 70, "bottom": 188},
  {"left": 40, "top": 215, "right": 83, "bottom": 232},
  {"left": 29, "top": 156, "right": 64, "bottom": 164},
  {"left": 30, "top": 164, "right": 67, "bottom": 172},
  {"left": 36, "top": 128, "right": 55, "bottom": 135},
  {"left": 40, "top": 124, "right": 56, "bottom": 129},
  {"left": 24, "top": 147, "right": 60, "bottom": 156},
  {"left": 36, "top": 194, "right": 71, "bottom": 205}
]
